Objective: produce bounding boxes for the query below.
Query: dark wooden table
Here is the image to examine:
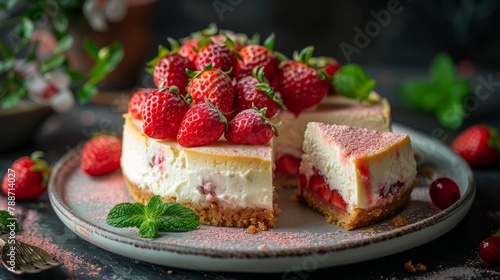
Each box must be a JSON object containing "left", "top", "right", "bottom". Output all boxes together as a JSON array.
[{"left": 1, "top": 69, "right": 500, "bottom": 279}]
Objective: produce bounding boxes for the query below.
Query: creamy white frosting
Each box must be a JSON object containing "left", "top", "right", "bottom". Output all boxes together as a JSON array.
[{"left": 121, "top": 116, "right": 274, "bottom": 210}]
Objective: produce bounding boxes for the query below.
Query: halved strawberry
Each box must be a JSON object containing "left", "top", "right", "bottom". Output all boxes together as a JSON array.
[
  {"left": 317, "top": 186, "right": 332, "bottom": 201},
  {"left": 308, "top": 173, "right": 326, "bottom": 191},
  {"left": 329, "top": 189, "right": 347, "bottom": 211},
  {"left": 275, "top": 155, "right": 300, "bottom": 176}
]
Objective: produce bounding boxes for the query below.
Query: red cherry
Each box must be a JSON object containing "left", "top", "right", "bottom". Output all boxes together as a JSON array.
[
  {"left": 429, "top": 177, "right": 461, "bottom": 210},
  {"left": 479, "top": 236, "right": 500, "bottom": 265}
]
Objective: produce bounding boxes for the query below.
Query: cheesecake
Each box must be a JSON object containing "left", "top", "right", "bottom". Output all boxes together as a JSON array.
[
  {"left": 299, "top": 122, "right": 417, "bottom": 230},
  {"left": 274, "top": 92, "right": 391, "bottom": 187},
  {"left": 121, "top": 114, "right": 278, "bottom": 228}
]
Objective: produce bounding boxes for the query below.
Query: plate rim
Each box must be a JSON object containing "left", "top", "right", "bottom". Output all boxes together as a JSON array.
[{"left": 48, "top": 123, "right": 475, "bottom": 262}]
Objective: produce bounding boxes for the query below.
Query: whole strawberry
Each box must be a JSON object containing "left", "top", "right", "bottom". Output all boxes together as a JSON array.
[
  {"left": 147, "top": 38, "right": 195, "bottom": 96},
  {"left": 235, "top": 34, "right": 278, "bottom": 81},
  {"left": 128, "top": 88, "right": 154, "bottom": 120},
  {"left": 233, "top": 67, "right": 283, "bottom": 118},
  {"left": 177, "top": 101, "right": 227, "bottom": 147},
  {"left": 451, "top": 124, "right": 500, "bottom": 166},
  {"left": 310, "top": 56, "right": 341, "bottom": 95},
  {"left": 277, "top": 46, "right": 330, "bottom": 116},
  {"left": 142, "top": 86, "right": 190, "bottom": 139},
  {"left": 81, "top": 135, "right": 122, "bottom": 176},
  {"left": 194, "top": 38, "right": 237, "bottom": 77},
  {"left": 187, "top": 65, "right": 234, "bottom": 113},
  {"left": 225, "top": 107, "right": 281, "bottom": 145},
  {"left": 179, "top": 38, "right": 200, "bottom": 64},
  {"left": 1, "top": 152, "right": 51, "bottom": 201}
]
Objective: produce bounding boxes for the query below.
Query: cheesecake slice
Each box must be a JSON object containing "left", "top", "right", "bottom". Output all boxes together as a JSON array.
[
  {"left": 121, "top": 114, "right": 278, "bottom": 228},
  {"left": 274, "top": 92, "right": 391, "bottom": 187},
  {"left": 299, "top": 122, "right": 417, "bottom": 230}
]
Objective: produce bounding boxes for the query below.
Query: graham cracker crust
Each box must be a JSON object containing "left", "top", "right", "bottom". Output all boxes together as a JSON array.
[
  {"left": 301, "top": 185, "right": 414, "bottom": 230},
  {"left": 123, "top": 175, "right": 279, "bottom": 229}
]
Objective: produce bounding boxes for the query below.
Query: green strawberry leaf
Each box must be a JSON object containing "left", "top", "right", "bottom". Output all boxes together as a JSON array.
[
  {"left": 106, "top": 195, "right": 199, "bottom": 238},
  {"left": 333, "top": 64, "right": 375, "bottom": 100},
  {"left": 0, "top": 210, "right": 20, "bottom": 232}
]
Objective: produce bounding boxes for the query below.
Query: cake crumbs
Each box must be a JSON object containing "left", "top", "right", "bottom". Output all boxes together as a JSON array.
[
  {"left": 392, "top": 215, "right": 407, "bottom": 228},
  {"left": 247, "top": 225, "right": 258, "bottom": 234},
  {"left": 404, "top": 260, "right": 427, "bottom": 273},
  {"left": 362, "top": 228, "right": 375, "bottom": 233},
  {"left": 167, "top": 269, "right": 173, "bottom": 275},
  {"left": 419, "top": 166, "right": 434, "bottom": 179}
]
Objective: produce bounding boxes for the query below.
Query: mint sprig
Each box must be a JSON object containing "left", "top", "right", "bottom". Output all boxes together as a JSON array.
[
  {"left": 400, "top": 53, "right": 471, "bottom": 129},
  {"left": 333, "top": 64, "right": 375, "bottom": 101},
  {"left": 0, "top": 210, "right": 20, "bottom": 232},
  {"left": 106, "top": 195, "right": 199, "bottom": 239}
]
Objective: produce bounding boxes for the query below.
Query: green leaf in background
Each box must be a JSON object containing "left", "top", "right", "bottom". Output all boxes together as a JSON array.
[
  {"left": 399, "top": 53, "right": 471, "bottom": 129},
  {"left": 87, "top": 41, "right": 123, "bottom": 86},
  {"left": 0, "top": 210, "right": 20, "bottom": 232},
  {"left": 53, "top": 13, "right": 69, "bottom": 33},
  {"left": 41, "top": 54, "right": 66, "bottom": 73},
  {"left": 83, "top": 38, "right": 100, "bottom": 60},
  {"left": 77, "top": 83, "right": 98, "bottom": 103},
  {"left": 54, "top": 35, "right": 73, "bottom": 54},
  {"left": 333, "top": 64, "right": 375, "bottom": 100}
]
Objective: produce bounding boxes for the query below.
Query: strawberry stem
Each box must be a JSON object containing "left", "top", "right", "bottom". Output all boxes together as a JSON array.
[{"left": 263, "top": 33, "right": 275, "bottom": 51}]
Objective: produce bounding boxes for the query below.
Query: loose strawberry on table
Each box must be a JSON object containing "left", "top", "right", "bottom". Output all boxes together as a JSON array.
[
  {"left": 233, "top": 67, "right": 283, "bottom": 119},
  {"left": 142, "top": 86, "right": 190, "bottom": 139},
  {"left": 186, "top": 65, "right": 234, "bottom": 113},
  {"left": 451, "top": 124, "right": 500, "bottom": 167},
  {"left": 147, "top": 38, "right": 195, "bottom": 96},
  {"left": 276, "top": 46, "right": 330, "bottom": 116},
  {"left": 225, "top": 107, "right": 281, "bottom": 145},
  {"left": 81, "top": 135, "right": 122, "bottom": 176},
  {"left": 177, "top": 101, "right": 227, "bottom": 147},
  {"left": 1, "top": 152, "right": 51, "bottom": 201}
]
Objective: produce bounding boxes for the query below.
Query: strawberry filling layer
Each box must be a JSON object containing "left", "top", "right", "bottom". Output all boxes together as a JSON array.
[{"left": 300, "top": 170, "right": 347, "bottom": 212}]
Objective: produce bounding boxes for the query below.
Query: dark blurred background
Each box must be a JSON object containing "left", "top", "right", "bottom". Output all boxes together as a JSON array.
[{"left": 146, "top": 0, "right": 500, "bottom": 71}]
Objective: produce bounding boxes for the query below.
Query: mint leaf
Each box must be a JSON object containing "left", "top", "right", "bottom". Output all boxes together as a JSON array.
[
  {"left": 333, "top": 64, "right": 375, "bottom": 100},
  {"left": 156, "top": 203, "right": 199, "bottom": 232},
  {"left": 106, "top": 195, "right": 199, "bottom": 238},
  {"left": 0, "top": 210, "right": 20, "bottom": 232},
  {"left": 399, "top": 53, "right": 471, "bottom": 129},
  {"left": 106, "top": 202, "right": 145, "bottom": 228},
  {"left": 139, "top": 219, "right": 159, "bottom": 239},
  {"left": 145, "top": 195, "right": 164, "bottom": 218}
]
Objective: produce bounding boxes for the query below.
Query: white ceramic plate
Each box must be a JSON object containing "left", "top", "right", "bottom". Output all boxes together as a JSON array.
[{"left": 48, "top": 124, "right": 475, "bottom": 273}]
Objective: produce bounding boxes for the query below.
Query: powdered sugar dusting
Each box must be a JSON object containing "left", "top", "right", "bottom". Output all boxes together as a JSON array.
[{"left": 310, "top": 122, "right": 407, "bottom": 158}]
